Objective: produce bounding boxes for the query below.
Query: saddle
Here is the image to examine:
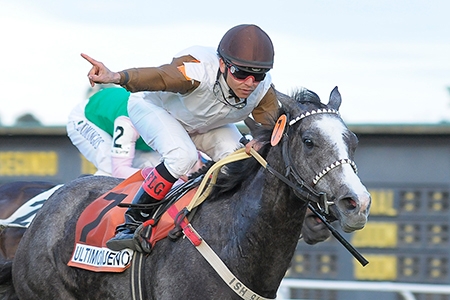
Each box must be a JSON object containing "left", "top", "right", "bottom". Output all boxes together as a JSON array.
[
  {"left": 68, "top": 170, "right": 204, "bottom": 273},
  {"left": 130, "top": 174, "right": 203, "bottom": 252}
]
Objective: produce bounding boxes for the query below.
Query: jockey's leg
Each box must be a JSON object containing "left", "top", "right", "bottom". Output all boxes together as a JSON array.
[
  {"left": 106, "top": 163, "right": 177, "bottom": 251},
  {"left": 190, "top": 123, "right": 243, "bottom": 161}
]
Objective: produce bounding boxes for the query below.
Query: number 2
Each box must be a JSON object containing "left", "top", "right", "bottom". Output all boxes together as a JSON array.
[{"left": 113, "top": 126, "right": 124, "bottom": 148}]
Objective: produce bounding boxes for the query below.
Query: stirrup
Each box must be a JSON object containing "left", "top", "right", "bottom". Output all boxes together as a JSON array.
[{"left": 134, "top": 222, "right": 153, "bottom": 254}]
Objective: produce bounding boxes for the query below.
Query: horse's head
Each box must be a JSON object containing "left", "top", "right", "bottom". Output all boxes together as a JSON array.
[{"left": 274, "top": 86, "right": 371, "bottom": 234}]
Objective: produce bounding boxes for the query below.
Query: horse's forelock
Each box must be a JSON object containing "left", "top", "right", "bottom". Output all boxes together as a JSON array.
[
  {"left": 276, "top": 88, "right": 328, "bottom": 122},
  {"left": 291, "top": 88, "right": 326, "bottom": 109}
]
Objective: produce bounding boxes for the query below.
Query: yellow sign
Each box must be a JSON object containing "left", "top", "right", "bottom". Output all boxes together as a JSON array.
[
  {"left": 368, "top": 189, "right": 397, "bottom": 216},
  {"left": 0, "top": 151, "right": 58, "bottom": 176},
  {"left": 352, "top": 222, "right": 398, "bottom": 248},
  {"left": 80, "top": 154, "right": 97, "bottom": 175}
]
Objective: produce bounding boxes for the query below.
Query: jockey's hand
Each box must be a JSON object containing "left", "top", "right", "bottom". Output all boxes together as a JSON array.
[
  {"left": 245, "top": 139, "right": 262, "bottom": 155},
  {"left": 80, "top": 53, "right": 121, "bottom": 87}
]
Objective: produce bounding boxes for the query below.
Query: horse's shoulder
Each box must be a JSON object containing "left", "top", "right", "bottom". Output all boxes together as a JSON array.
[{"left": 63, "top": 175, "right": 123, "bottom": 191}]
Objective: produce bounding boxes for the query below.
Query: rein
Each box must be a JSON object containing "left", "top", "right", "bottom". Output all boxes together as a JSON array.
[
  {"left": 177, "top": 109, "right": 368, "bottom": 299},
  {"left": 180, "top": 147, "right": 366, "bottom": 300},
  {"left": 281, "top": 108, "right": 358, "bottom": 213},
  {"left": 277, "top": 109, "right": 368, "bottom": 266}
]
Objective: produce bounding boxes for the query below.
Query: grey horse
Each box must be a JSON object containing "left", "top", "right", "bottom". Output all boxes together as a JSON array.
[{"left": 11, "top": 87, "right": 371, "bottom": 299}]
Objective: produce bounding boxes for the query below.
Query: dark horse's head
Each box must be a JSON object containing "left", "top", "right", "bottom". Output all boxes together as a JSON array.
[{"left": 241, "top": 86, "right": 371, "bottom": 235}]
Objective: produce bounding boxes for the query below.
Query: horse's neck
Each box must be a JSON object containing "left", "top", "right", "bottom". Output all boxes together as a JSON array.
[
  {"left": 224, "top": 163, "right": 306, "bottom": 291},
  {"left": 189, "top": 151, "right": 306, "bottom": 293}
]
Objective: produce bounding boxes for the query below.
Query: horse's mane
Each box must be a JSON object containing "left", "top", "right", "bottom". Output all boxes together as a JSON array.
[
  {"left": 290, "top": 87, "right": 327, "bottom": 108},
  {"left": 209, "top": 128, "right": 272, "bottom": 200}
]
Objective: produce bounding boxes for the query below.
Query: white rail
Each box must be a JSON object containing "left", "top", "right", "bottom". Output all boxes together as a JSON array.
[{"left": 277, "top": 279, "right": 450, "bottom": 300}]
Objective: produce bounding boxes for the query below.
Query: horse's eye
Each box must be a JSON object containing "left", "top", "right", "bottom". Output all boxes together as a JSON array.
[{"left": 303, "top": 138, "right": 314, "bottom": 148}]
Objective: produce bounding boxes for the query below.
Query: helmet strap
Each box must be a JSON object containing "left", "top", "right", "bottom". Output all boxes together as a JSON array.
[
  {"left": 217, "top": 66, "right": 242, "bottom": 101},
  {"left": 214, "top": 68, "right": 247, "bottom": 109}
]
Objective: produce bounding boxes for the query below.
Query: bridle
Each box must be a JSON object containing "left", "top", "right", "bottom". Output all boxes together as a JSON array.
[
  {"left": 278, "top": 108, "right": 358, "bottom": 214},
  {"left": 167, "top": 109, "right": 368, "bottom": 300},
  {"left": 313, "top": 158, "right": 357, "bottom": 185},
  {"left": 131, "top": 108, "right": 367, "bottom": 300},
  {"left": 267, "top": 107, "right": 367, "bottom": 266}
]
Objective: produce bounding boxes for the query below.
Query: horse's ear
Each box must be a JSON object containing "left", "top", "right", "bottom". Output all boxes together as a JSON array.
[
  {"left": 244, "top": 117, "right": 260, "bottom": 135},
  {"left": 328, "top": 86, "right": 342, "bottom": 110}
]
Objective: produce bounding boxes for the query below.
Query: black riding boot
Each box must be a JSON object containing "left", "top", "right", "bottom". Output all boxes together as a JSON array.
[
  {"left": 106, "top": 164, "right": 177, "bottom": 251},
  {"left": 106, "top": 187, "right": 157, "bottom": 251}
]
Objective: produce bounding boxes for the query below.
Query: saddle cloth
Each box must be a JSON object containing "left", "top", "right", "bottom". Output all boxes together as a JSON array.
[{"left": 68, "top": 170, "right": 195, "bottom": 273}]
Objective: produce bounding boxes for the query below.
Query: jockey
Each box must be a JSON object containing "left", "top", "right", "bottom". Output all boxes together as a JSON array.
[
  {"left": 67, "top": 86, "right": 161, "bottom": 179},
  {"left": 82, "top": 24, "right": 280, "bottom": 251}
]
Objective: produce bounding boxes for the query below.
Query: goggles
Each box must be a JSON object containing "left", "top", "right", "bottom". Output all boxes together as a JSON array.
[{"left": 225, "top": 61, "right": 268, "bottom": 82}]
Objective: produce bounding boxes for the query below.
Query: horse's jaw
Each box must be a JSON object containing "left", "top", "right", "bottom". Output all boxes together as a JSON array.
[{"left": 301, "top": 212, "right": 332, "bottom": 245}]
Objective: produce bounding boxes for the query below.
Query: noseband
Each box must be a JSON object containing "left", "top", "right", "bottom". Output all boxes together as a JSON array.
[{"left": 313, "top": 158, "right": 358, "bottom": 185}]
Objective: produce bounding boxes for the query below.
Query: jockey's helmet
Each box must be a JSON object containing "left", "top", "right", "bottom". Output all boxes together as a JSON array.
[{"left": 217, "top": 24, "right": 274, "bottom": 74}]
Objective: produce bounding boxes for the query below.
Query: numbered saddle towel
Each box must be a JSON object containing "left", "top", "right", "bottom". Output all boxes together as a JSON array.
[{"left": 68, "top": 170, "right": 196, "bottom": 273}]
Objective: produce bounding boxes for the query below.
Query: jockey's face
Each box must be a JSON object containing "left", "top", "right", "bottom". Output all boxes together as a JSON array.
[{"left": 219, "top": 59, "right": 261, "bottom": 99}]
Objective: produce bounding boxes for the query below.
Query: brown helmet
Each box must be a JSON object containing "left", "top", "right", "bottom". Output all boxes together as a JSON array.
[{"left": 217, "top": 24, "right": 274, "bottom": 72}]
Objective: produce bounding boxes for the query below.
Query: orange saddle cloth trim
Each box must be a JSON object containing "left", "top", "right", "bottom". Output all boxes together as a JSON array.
[{"left": 68, "top": 171, "right": 197, "bottom": 273}]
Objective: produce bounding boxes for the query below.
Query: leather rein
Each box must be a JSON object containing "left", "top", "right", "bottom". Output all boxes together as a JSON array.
[
  {"left": 258, "top": 108, "right": 368, "bottom": 266},
  {"left": 254, "top": 108, "right": 357, "bottom": 215},
  {"left": 130, "top": 109, "right": 368, "bottom": 300}
]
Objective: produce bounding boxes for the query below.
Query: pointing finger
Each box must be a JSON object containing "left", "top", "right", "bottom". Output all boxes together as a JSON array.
[{"left": 80, "top": 53, "right": 99, "bottom": 66}]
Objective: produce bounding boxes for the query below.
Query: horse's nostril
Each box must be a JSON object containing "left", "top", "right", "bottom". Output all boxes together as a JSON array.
[{"left": 342, "top": 198, "right": 357, "bottom": 210}]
